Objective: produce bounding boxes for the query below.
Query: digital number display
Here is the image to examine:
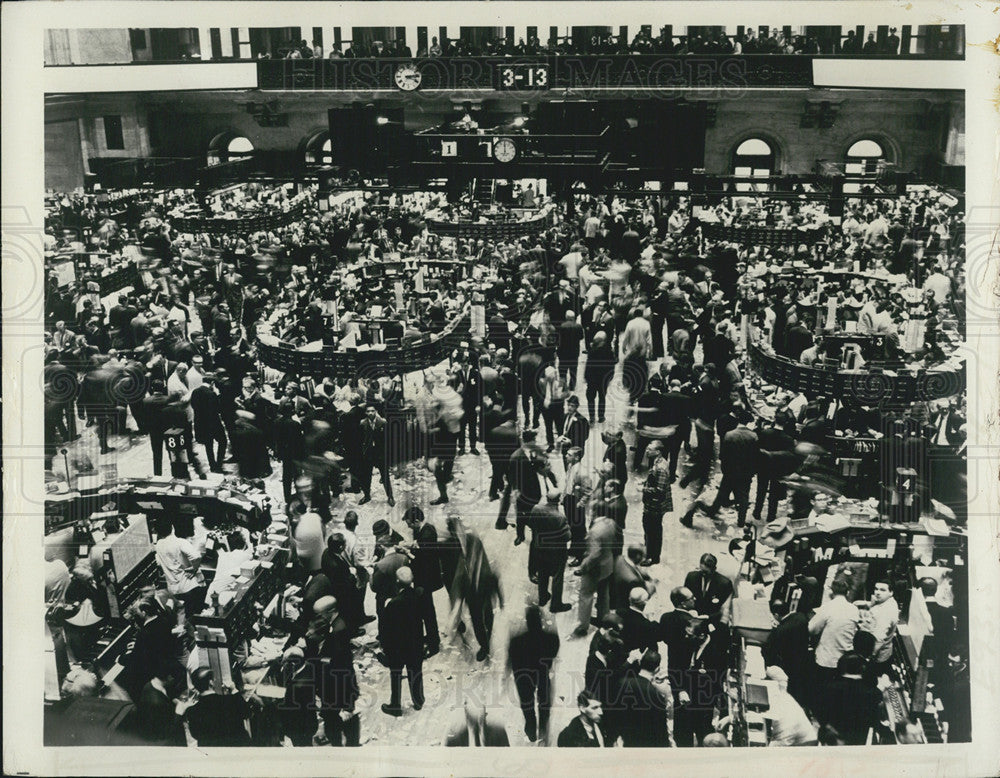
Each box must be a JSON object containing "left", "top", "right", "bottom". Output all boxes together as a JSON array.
[{"left": 496, "top": 64, "right": 550, "bottom": 91}]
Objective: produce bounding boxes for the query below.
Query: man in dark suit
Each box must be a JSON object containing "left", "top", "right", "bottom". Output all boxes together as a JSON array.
[
  {"left": 320, "top": 534, "right": 363, "bottom": 634},
  {"left": 753, "top": 413, "right": 798, "bottom": 523},
  {"left": 358, "top": 405, "right": 395, "bottom": 506},
  {"left": 762, "top": 597, "right": 811, "bottom": 708},
  {"left": 920, "top": 576, "right": 955, "bottom": 686},
  {"left": 212, "top": 302, "right": 234, "bottom": 349},
  {"left": 380, "top": 567, "right": 426, "bottom": 716},
  {"left": 615, "top": 650, "right": 670, "bottom": 748},
  {"left": 557, "top": 311, "right": 584, "bottom": 389},
  {"left": 273, "top": 400, "right": 306, "bottom": 504},
  {"left": 660, "top": 379, "right": 691, "bottom": 481},
  {"left": 528, "top": 491, "right": 571, "bottom": 612},
  {"left": 455, "top": 357, "right": 482, "bottom": 455},
  {"left": 284, "top": 571, "right": 334, "bottom": 650},
  {"left": 819, "top": 652, "right": 882, "bottom": 745},
  {"left": 507, "top": 605, "right": 560, "bottom": 742},
  {"left": 556, "top": 395, "right": 590, "bottom": 465},
  {"left": 683, "top": 553, "right": 733, "bottom": 623},
  {"left": 612, "top": 545, "right": 655, "bottom": 614},
  {"left": 557, "top": 691, "right": 610, "bottom": 747},
  {"left": 697, "top": 408, "right": 758, "bottom": 527},
  {"left": 311, "top": 596, "right": 361, "bottom": 746},
  {"left": 483, "top": 396, "right": 517, "bottom": 501},
  {"left": 403, "top": 507, "right": 442, "bottom": 657},
  {"left": 230, "top": 410, "right": 272, "bottom": 480},
  {"left": 502, "top": 430, "right": 554, "bottom": 548},
  {"left": 619, "top": 587, "right": 659, "bottom": 654},
  {"left": 190, "top": 373, "right": 228, "bottom": 473},
  {"left": 141, "top": 380, "right": 171, "bottom": 476},
  {"left": 601, "top": 429, "right": 629, "bottom": 495}
]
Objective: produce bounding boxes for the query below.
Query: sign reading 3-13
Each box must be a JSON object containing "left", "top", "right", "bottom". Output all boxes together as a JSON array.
[{"left": 496, "top": 63, "right": 550, "bottom": 90}]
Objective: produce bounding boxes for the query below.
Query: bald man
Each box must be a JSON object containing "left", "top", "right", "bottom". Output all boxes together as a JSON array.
[
  {"left": 619, "top": 587, "right": 658, "bottom": 654},
  {"left": 381, "top": 567, "right": 426, "bottom": 716}
]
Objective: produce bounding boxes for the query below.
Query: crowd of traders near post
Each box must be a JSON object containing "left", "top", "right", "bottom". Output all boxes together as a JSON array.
[{"left": 43, "top": 179, "right": 969, "bottom": 748}]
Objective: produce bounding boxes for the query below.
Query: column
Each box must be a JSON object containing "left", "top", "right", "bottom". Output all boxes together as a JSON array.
[
  {"left": 198, "top": 28, "right": 214, "bottom": 59},
  {"left": 220, "top": 28, "right": 234, "bottom": 58},
  {"left": 236, "top": 28, "right": 251, "bottom": 58},
  {"left": 68, "top": 29, "right": 82, "bottom": 65}
]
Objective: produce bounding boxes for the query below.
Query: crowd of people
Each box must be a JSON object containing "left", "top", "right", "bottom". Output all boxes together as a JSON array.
[
  {"left": 268, "top": 25, "right": 932, "bottom": 61},
  {"left": 43, "top": 174, "right": 968, "bottom": 747}
]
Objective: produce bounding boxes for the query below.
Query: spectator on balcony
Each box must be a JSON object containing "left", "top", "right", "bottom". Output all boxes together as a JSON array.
[
  {"left": 393, "top": 39, "right": 413, "bottom": 58},
  {"left": 429, "top": 36, "right": 442, "bottom": 57},
  {"left": 328, "top": 44, "right": 342, "bottom": 59},
  {"left": 884, "top": 28, "right": 901, "bottom": 55},
  {"left": 862, "top": 33, "right": 879, "bottom": 56},
  {"left": 841, "top": 30, "right": 861, "bottom": 54}
]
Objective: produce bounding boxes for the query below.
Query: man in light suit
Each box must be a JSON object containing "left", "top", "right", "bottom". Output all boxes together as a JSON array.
[{"left": 572, "top": 515, "right": 618, "bottom": 637}]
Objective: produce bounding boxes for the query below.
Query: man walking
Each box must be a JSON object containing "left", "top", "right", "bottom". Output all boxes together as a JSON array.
[{"left": 508, "top": 605, "right": 560, "bottom": 743}]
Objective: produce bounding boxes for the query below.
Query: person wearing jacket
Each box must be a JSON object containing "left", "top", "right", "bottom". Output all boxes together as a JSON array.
[
  {"left": 380, "top": 567, "right": 426, "bottom": 717},
  {"left": 403, "top": 507, "right": 443, "bottom": 657},
  {"left": 572, "top": 515, "right": 618, "bottom": 637},
  {"left": 358, "top": 404, "right": 395, "bottom": 506},
  {"left": 190, "top": 372, "right": 227, "bottom": 473},
  {"left": 528, "top": 490, "right": 572, "bottom": 613},
  {"left": 557, "top": 691, "right": 609, "bottom": 747}
]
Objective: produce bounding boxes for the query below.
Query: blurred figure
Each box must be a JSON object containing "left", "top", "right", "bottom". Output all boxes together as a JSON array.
[
  {"left": 449, "top": 519, "right": 503, "bottom": 662},
  {"left": 444, "top": 698, "right": 510, "bottom": 746},
  {"left": 507, "top": 605, "right": 560, "bottom": 743}
]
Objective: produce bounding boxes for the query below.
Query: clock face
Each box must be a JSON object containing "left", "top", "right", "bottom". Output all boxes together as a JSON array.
[
  {"left": 394, "top": 64, "right": 422, "bottom": 91},
  {"left": 493, "top": 138, "right": 517, "bottom": 163}
]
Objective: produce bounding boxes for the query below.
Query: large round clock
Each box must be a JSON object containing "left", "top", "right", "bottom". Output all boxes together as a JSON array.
[
  {"left": 493, "top": 137, "right": 517, "bottom": 163},
  {"left": 394, "top": 63, "right": 422, "bottom": 91}
]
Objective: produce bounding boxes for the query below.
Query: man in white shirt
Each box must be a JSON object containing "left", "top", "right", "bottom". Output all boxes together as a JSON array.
[
  {"left": 864, "top": 213, "right": 889, "bottom": 249},
  {"left": 154, "top": 517, "right": 207, "bottom": 627},
  {"left": 187, "top": 355, "right": 206, "bottom": 391},
  {"left": 620, "top": 308, "right": 653, "bottom": 362},
  {"left": 167, "top": 362, "right": 194, "bottom": 422},
  {"left": 857, "top": 578, "right": 899, "bottom": 676},
  {"left": 808, "top": 577, "right": 859, "bottom": 690},
  {"left": 764, "top": 666, "right": 818, "bottom": 746},
  {"left": 559, "top": 246, "right": 586, "bottom": 281},
  {"left": 923, "top": 265, "right": 952, "bottom": 305}
]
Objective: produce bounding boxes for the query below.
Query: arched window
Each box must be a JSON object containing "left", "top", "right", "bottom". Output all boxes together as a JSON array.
[
  {"left": 732, "top": 137, "right": 775, "bottom": 192},
  {"left": 227, "top": 136, "right": 254, "bottom": 159},
  {"left": 304, "top": 131, "right": 333, "bottom": 165},
  {"left": 206, "top": 133, "right": 254, "bottom": 166},
  {"left": 845, "top": 139, "right": 884, "bottom": 175}
]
